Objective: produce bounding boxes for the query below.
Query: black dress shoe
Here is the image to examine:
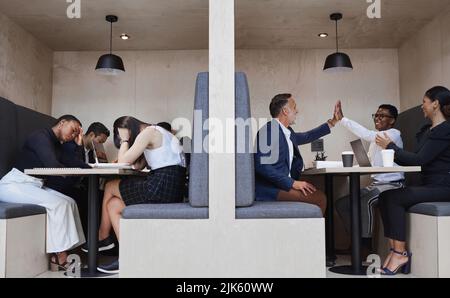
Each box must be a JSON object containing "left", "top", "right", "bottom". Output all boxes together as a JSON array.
[
  {"left": 97, "top": 259, "right": 119, "bottom": 274},
  {"left": 81, "top": 235, "right": 115, "bottom": 253}
]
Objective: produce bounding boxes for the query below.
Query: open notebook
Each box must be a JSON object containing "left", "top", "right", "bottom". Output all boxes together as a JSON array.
[{"left": 88, "top": 140, "right": 133, "bottom": 169}]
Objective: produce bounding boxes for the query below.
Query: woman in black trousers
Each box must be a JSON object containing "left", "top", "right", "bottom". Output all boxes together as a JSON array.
[{"left": 376, "top": 86, "right": 450, "bottom": 275}]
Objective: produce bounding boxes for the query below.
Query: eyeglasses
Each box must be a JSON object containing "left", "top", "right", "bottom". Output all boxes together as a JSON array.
[{"left": 372, "top": 113, "right": 394, "bottom": 120}]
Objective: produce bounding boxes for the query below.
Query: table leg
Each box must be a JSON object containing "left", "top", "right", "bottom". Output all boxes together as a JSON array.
[
  {"left": 325, "top": 174, "right": 336, "bottom": 266},
  {"left": 79, "top": 175, "right": 110, "bottom": 277},
  {"left": 329, "top": 173, "right": 367, "bottom": 275},
  {"left": 88, "top": 175, "right": 99, "bottom": 275},
  {"left": 349, "top": 172, "right": 364, "bottom": 273}
]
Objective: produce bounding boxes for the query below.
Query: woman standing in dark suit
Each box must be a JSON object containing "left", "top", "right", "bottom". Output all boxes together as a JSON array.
[{"left": 376, "top": 86, "right": 450, "bottom": 275}]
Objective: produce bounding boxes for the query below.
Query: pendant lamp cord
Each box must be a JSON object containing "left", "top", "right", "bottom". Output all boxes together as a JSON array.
[
  {"left": 335, "top": 19, "right": 339, "bottom": 52},
  {"left": 109, "top": 20, "right": 113, "bottom": 54}
]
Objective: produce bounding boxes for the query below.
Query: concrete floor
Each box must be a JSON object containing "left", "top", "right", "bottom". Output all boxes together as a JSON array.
[
  {"left": 326, "top": 255, "right": 416, "bottom": 278},
  {"left": 35, "top": 253, "right": 416, "bottom": 278}
]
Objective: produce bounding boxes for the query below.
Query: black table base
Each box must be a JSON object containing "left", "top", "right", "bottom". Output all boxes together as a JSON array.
[
  {"left": 80, "top": 268, "right": 113, "bottom": 278},
  {"left": 64, "top": 268, "right": 113, "bottom": 278},
  {"left": 87, "top": 175, "right": 100, "bottom": 276},
  {"left": 325, "top": 172, "right": 367, "bottom": 276},
  {"left": 325, "top": 174, "right": 337, "bottom": 266},
  {"left": 329, "top": 265, "right": 368, "bottom": 275},
  {"left": 348, "top": 173, "right": 364, "bottom": 274}
]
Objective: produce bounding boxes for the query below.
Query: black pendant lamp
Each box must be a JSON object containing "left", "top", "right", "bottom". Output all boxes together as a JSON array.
[
  {"left": 323, "top": 13, "right": 353, "bottom": 72},
  {"left": 95, "top": 15, "right": 125, "bottom": 75}
]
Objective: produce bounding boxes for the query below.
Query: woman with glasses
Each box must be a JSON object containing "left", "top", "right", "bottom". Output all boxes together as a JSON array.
[
  {"left": 334, "top": 102, "right": 405, "bottom": 257},
  {"left": 376, "top": 86, "right": 450, "bottom": 275}
]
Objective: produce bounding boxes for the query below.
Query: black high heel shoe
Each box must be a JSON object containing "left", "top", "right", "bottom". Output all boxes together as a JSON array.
[
  {"left": 381, "top": 250, "right": 412, "bottom": 275},
  {"left": 50, "top": 253, "right": 69, "bottom": 272}
]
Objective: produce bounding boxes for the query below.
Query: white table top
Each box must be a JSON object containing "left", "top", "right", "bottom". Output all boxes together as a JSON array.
[
  {"left": 24, "top": 168, "right": 144, "bottom": 176},
  {"left": 303, "top": 166, "right": 421, "bottom": 175}
]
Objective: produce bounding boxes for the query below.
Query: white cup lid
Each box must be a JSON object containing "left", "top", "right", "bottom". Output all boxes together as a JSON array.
[{"left": 342, "top": 151, "right": 354, "bottom": 155}]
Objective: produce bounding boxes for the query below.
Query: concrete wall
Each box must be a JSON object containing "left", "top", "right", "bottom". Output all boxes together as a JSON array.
[
  {"left": 52, "top": 50, "right": 208, "bottom": 158},
  {"left": 236, "top": 49, "right": 400, "bottom": 165},
  {"left": 399, "top": 7, "right": 450, "bottom": 111},
  {"left": 52, "top": 48, "right": 400, "bottom": 165},
  {"left": 0, "top": 13, "right": 53, "bottom": 114}
]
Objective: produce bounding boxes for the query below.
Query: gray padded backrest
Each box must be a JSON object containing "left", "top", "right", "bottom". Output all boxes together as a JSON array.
[
  {"left": 188, "top": 72, "right": 256, "bottom": 208},
  {"left": 235, "top": 72, "right": 255, "bottom": 207},
  {"left": 189, "top": 72, "right": 209, "bottom": 207},
  {"left": 395, "top": 105, "right": 430, "bottom": 152},
  {"left": 0, "top": 97, "right": 18, "bottom": 177},
  {"left": 394, "top": 105, "right": 430, "bottom": 186},
  {"left": 15, "top": 105, "right": 56, "bottom": 151},
  {"left": 0, "top": 97, "right": 56, "bottom": 178}
]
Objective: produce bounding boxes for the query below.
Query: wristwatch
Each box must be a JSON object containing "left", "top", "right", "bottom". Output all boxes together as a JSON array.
[{"left": 120, "top": 139, "right": 129, "bottom": 145}]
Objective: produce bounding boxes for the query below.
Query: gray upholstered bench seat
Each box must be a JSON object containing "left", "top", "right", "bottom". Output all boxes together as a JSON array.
[
  {"left": 0, "top": 202, "right": 46, "bottom": 219},
  {"left": 409, "top": 202, "right": 450, "bottom": 217},
  {"left": 122, "top": 203, "right": 208, "bottom": 219},
  {"left": 236, "top": 201, "right": 322, "bottom": 219}
]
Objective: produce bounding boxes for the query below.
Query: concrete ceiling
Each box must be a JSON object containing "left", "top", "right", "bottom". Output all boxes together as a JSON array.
[
  {"left": 0, "top": 0, "right": 449, "bottom": 51},
  {"left": 236, "top": 0, "right": 450, "bottom": 49}
]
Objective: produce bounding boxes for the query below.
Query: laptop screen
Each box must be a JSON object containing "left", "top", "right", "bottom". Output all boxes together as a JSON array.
[{"left": 350, "top": 139, "right": 372, "bottom": 167}]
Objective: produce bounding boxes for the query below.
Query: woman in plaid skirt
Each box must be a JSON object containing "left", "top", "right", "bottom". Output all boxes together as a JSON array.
[{"left": 92, "top": 116, "right": 186, "bottom": 273}]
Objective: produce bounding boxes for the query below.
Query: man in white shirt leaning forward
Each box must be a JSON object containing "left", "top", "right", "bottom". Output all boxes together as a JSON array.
[{"left": 335, "top": 101, "right": 405, "bottom": 255}]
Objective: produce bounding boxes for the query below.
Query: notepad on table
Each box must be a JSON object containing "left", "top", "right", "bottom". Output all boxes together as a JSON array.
[{"left": 313, "top": 161, "right": 344, "bottom": 169}]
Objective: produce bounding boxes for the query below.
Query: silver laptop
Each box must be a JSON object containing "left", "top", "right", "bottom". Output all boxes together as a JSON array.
[
  {"left": 90, "top": 140, "right": 132, "bottom": 169},
  {"left": 350, "top": 139, "right": 372, "bottom": 167}
]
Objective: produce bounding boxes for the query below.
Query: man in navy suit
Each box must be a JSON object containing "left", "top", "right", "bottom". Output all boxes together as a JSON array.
[{"left": 254, "top": 93, "right": 340, "bottom": 214}]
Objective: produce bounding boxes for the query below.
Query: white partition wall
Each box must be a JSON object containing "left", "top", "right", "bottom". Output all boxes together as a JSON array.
[{"left": 209, "top": 0, "right": 236, "bottom": 222}]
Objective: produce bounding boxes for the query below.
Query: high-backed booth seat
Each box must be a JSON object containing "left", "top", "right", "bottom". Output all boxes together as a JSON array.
[
  {"left": 120, "top": 72, "right": 325, "bottom": 277},
  {"left": 120, "top": 72, "right": 210, "bottom": 220},
  {"left": 391, "top": 107, "right": 450, "bottom": 277},
  {"left": 0, "top": 97, "right": 51, "bottom": 277},
  {"left": 234, "top": 73, "right": 323, "bottom": 219}
]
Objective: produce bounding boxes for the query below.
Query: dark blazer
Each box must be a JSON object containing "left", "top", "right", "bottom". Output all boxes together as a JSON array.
[
  {"left": 254, "top": 120, "right": 331, "bottom": 201},
  {"left": 14, "top": 128, "right": 90, "bottom": 193},
  {"left": 388, "top": 121, "right": 450, "bottom": 186}
]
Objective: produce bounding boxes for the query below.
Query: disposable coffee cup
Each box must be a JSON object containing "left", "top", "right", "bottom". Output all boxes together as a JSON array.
[
  {"left": 382, "top": 149, "right": 395, "bottom": 167},
  {"left": 342, "top": 151, "right": 354, "bottom": 168}
]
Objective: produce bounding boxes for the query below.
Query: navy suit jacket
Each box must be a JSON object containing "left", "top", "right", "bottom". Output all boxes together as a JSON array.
[{"left": 254, "top": 120, "right": 331, "bottom": 201}]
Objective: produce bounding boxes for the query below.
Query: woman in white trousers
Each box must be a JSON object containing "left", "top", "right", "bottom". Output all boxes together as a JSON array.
[{"left": 0, "top": 168, "right": 85, "bottom": 269}]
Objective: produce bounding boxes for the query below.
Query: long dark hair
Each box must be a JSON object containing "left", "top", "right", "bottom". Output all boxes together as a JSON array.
[
  {"left": 113, "top": 116, "right": 150, "bottom": 149},
  {"left": 425, "top": 86, "right": 450, "bottom": 120}
]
